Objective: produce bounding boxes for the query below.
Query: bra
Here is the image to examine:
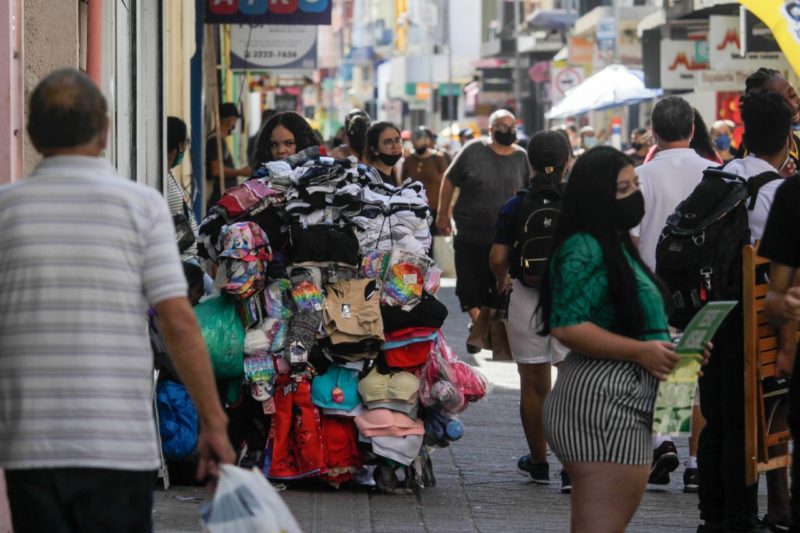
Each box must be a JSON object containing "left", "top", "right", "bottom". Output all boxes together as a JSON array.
[
  {"left": 354, "top": 408, "right": 425, "bottom": 437},
  {"left": 357, "top": 366, "right": 419, "bottom": 405}
]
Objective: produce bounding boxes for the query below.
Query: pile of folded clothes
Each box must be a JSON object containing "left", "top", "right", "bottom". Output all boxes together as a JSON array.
[{"left": 196, "top": 148, "right": 488, "bottom": 493}]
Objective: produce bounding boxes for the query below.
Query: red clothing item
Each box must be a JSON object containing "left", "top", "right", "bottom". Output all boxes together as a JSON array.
[
  {"left": 267, "top": 376, "right": 327, "bottom": 481},
  {"left": 384, "top": 341, "right": 433, "bottom": 370},
  {"left": 320, "top": 415, "right": 362, "bottom": 487}
]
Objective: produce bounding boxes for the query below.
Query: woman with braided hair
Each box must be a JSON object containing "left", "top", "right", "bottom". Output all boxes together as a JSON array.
[
  {"left": 489, "top": 130, "right": 573, "bottom": 493},
  {"left": 331, "top": 108, "right": 371, "bottom": 162}
]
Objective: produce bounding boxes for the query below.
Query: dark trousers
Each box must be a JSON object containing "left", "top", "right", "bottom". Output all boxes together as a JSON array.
[
  {"left": 788, "top": 348, "right": 800, "bottom": 532},
  {"left": 697, "top": 313, "right": 759, "bottom": 531},
  {"left": 5, "top": 468, "right": 155, "bottom": 533},
  {"left": 453, "top": 238, "right": 494, "bottom": 313}
]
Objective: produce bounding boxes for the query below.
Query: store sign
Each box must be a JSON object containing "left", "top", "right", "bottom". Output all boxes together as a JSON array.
[
  {"left": 205, "top": 0, "right": 332, "bottom": 25},
  {"left": 568, "top": 36, "right": 594, "bottom": 66},
  {"left": 549, "top": 65, "right": 583, "bottom": 104},
  {"left": 480, "top": 68, "right": 513, "bottom": 93},
  {"left": 596, "top": 18, "right": 616, "bottom": 52},
  {"left": 230, "top": 25, "right": 317, "bottom": 70},
  {"left": 709, "top": 16, "right": 785, "bottom": 71},
  {"left": 660, "top": 40, "right": 709, "bottom": 90}
]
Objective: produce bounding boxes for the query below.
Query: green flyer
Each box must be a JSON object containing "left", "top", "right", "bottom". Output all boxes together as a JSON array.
[{"left": 653, "top": 301, "right": 737, "bottom": 436}]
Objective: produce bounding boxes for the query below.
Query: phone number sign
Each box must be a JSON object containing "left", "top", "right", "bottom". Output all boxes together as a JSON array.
[
  {"left": 230, "top": 25, "right": 317, "bottom": 70},
  {"left": 206, "top": 0, "right": 331, "bottom": 25}
]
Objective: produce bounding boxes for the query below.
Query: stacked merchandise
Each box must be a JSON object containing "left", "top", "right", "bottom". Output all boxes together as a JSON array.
[{"left": 197, "top": 151, "right": 488, "bottom": 493}]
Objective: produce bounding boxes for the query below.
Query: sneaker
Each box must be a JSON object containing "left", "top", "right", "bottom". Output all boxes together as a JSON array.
[
  {"left": 517, "top": 455, "right": 550, "bottom": 484},
  {"left": 648, "top": 441, "right": 679, "bottom": 485},
  {"left": 560, "top": 469, "right": 572, "bottom": 494},
  {"left": 683, "top": 467, "right": 699, "bottom": 493}
]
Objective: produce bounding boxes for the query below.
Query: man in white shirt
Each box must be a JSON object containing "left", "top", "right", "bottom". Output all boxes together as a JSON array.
[
  {"left": 633, "top": 96, "right": 717, "bottom": 272},
  {"left": 0, "top": 69, "right": 234, "bottom": 532},
  {"left": 632, "top": 96, "right": 716, "bottom": 490}
]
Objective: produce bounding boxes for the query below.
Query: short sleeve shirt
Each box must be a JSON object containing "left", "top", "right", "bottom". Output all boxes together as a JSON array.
[
  {"left": 759, "top": 176, "right": 800, "bottom": 268},
  {"left": 446, "top": 139, "right": 531, "bottom": 244},
  {"left": 550, "top": 233, "right": 670, "bottom": 341},
  {"left": 0, "top": 156, "right": 187, "bottom": 470}
]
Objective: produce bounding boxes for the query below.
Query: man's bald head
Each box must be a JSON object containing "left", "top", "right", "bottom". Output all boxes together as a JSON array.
[{"left": 28, "top": 68, "right": 108, "bottom": 153}]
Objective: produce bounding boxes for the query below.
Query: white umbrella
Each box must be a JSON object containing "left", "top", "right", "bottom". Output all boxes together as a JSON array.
[{"left": 545, "top": 64, "right": 662, "bottom": 120}]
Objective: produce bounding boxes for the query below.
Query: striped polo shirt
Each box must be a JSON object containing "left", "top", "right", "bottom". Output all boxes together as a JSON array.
[{"left": 0, "top": 155, "right": 187, "bottom": 471}]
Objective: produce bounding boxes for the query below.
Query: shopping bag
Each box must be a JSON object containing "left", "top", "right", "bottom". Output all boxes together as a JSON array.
[
  {"left": 200, "top": 465, "right": 303, "bottom": 533},
  {"left": 195, "top": 295, "right": 246, "bottom": 378},
  {"left": 489, "top": 316, "right": 513, "bottom": 361}
]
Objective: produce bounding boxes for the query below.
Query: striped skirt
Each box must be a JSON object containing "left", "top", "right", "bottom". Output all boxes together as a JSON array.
[{"left": 544, "top": 352, "right": 658, "bottom": 465}]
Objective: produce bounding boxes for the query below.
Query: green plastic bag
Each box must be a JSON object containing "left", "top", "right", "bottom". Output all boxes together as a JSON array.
[{"left": 195, "top": 294, "right": 245, "bottom": 378}]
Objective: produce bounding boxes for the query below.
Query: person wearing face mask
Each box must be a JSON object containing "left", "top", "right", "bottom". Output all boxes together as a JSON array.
[
  {"left": 710, "top": 120, "right": 736, "bottom": 163},
  {"left": 538, "top": 146, "right": 709, "bottom": 532},
  {"left": 206, "top": 103, "right": 252, "bottom": 210},
  {"left": 401, "top": 126, "right": 447, "bottom": 224},
  {"left": 436, "top": 109, "right": 532, "bottom": 352},
  {"left": 366, "top": 121, "right": 404, "bottom": 185},
  {"left": 489, "top": 131, "right": 572, "bottom": 493},
  {"left": 578, "top": 125, "right": 598, "bottom": 154},
  {"left": 166, "top": 117, "right": 199, "bottom": 260},
  {"left": 696, "top": 91, "right": 796, "bottom": 533}
]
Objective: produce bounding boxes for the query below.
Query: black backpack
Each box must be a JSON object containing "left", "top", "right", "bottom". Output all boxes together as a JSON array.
[
  {"left": 513, "top": 184, "right": 564, "bottom": 288},
  {"left": 655, "top": 167, "right": 780, "bottom": 329}
]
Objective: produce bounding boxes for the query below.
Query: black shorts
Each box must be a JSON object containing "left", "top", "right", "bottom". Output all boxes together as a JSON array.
[
  {"left": 5, "top": 468, "right": 155, "bottom": 533},
  {"left": 454, "top": 238, "right": 494, "bottom": 312}
]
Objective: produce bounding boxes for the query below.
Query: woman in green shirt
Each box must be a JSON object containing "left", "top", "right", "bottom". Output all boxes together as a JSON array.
[{"left": 538, "top": 146, "right": 678, "bottom": 532}]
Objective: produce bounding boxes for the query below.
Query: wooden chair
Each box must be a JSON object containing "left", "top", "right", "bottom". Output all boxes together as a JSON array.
[{"left": 743, "top": 244, "right": 792, "bottom": 486}]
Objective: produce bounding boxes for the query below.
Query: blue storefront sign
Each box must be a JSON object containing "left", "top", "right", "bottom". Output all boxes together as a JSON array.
[{"left": 205, "top": 0, "right": 332, "bottom": 25}]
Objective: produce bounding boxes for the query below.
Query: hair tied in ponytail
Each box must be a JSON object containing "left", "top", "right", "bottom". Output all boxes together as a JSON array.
[{"left": 544, "top": 166, "right": 555, "bottom": 174}]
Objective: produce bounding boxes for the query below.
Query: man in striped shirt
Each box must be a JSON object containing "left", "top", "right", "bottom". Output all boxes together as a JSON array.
[{"left": 0, "top": 69, "right": 234, "bottom": 532}]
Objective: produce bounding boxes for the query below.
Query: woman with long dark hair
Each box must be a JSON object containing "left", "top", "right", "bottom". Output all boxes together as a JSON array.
[
  {"left": 689, "top": 108, "right": 722, "bottom": 164},
  {"left": 253, "top": 111, "right": 319, "bottom": 166},
  {"left": 365, "top": 121, "right": 403, "bottom": 186},
  {"left": 489, "top": 131, "right": 572, "bottom": 491},
  {"left": 539, "top": 146, "right": 684, "bottom": 531}
]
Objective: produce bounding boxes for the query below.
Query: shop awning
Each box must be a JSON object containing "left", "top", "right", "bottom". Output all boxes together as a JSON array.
[
  {"left": 545, "top": 64, "right": 662, "bottom": 120},
  {"left": 526, "top": 9, "right": 578, "bottom": 32}
]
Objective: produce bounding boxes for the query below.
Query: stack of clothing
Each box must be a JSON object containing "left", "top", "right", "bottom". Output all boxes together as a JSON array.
[{"left": 196, "top": 152, "right": 488, "bottom": 492}]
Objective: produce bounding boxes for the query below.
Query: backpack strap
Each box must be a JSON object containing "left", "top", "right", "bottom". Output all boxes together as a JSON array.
[{"left": 746, "top": 171, "right": 782, "bottom": 210}]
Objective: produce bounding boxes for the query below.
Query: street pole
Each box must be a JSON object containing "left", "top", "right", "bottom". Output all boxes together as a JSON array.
[
  {"left": 613, "top": 0, "right": 621, "bottom": 64},
  {"left": 446, "top": 0, "right": 454, "bottom": 134},
  {"left": 513, "top": 0, "right": 522, "bottom": 119}
]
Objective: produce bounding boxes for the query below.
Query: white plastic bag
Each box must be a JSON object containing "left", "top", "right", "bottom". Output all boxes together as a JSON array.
[{"left": 200, "top": 465, "right": 303, "bottom": 533}]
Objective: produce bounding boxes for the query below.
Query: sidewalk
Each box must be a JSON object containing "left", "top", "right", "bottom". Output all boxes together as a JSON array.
[{"left": 153, "top": 283, "right": 769, "bottom": 532}]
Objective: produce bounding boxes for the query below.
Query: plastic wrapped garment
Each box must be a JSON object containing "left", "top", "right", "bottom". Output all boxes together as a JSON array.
[
  {"left": 200, "top": 465, "right": 302, "bottom": 533},
  {"left": 195, "top": 294, "right": 246, "bottom": 378},
  {"left": 156, "top": 380, "right": 198, "bottom": 461}
]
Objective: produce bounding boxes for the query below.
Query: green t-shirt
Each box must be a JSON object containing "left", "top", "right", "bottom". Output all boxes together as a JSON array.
[{"left": 550, "top": 232, "right": 670, "bottom": 342}]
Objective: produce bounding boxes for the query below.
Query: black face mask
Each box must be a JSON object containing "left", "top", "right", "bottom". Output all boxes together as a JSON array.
[
  {"left": 614, "top": 190, "right": 645, "bottom": 230},
  {"left": 414, "top": 146, "right": 428, "bottom": 156},
  {"left": 378, "top": 153, "right": 402, "bottom": 166},
  {"left": 494, "top": 130, "right": 517, "bottom": 146}
]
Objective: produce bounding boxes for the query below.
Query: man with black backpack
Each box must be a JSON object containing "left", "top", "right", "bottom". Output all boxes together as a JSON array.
[
  {"left": 490, "top": 131, "right": 572, "bottom": 493},
  {"left": 658, "top": 91, "right": 794, "bottom": 532}
]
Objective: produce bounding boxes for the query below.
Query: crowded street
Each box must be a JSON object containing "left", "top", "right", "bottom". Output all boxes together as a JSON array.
[{"left": 151, "top": 282, "right": 773, "bottom": 533}]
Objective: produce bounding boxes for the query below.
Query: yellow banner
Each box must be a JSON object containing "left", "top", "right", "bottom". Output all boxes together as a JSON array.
[{"left": 738, "top": 1, "right": 800, "bottom": 76}]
